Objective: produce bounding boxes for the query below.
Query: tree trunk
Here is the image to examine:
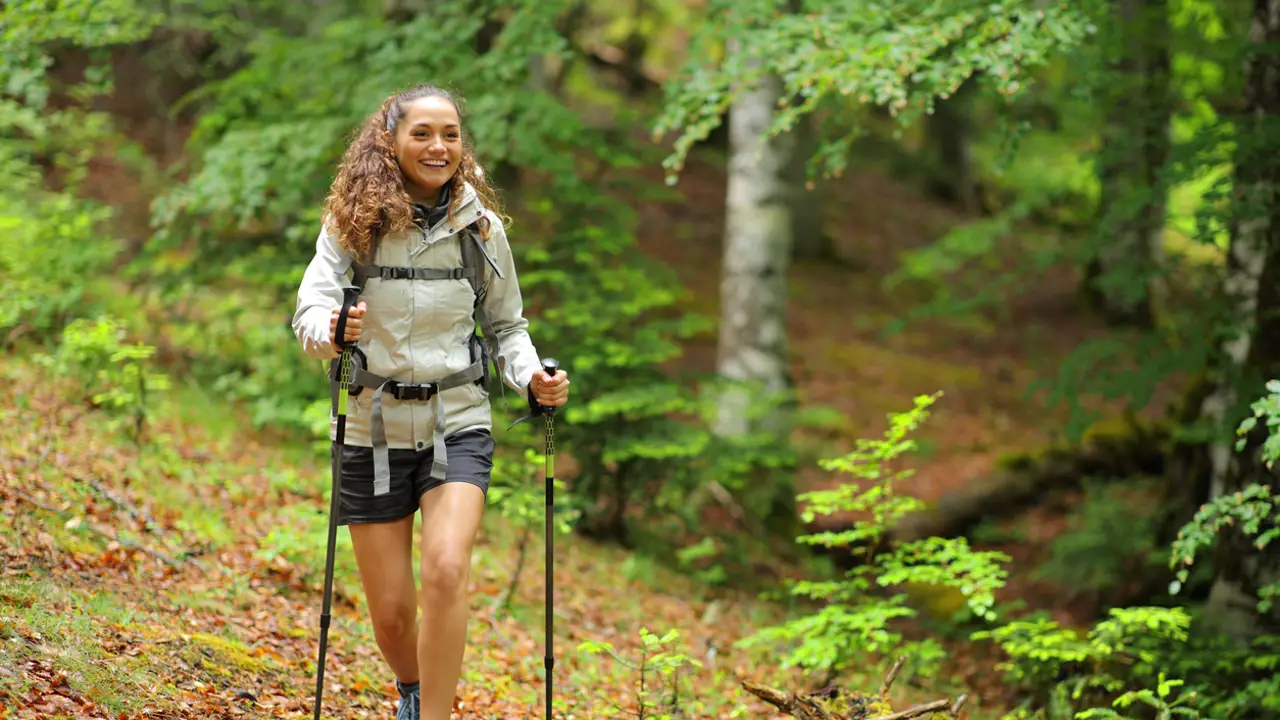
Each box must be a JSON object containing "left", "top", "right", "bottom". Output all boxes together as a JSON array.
[
  {"left": 926, "top": 77, "right": 980, "bottom": 215},
  {"left": 1083, "top": 0, "right": 1172, "bottom": 328},
  {"left": 787, "top": 114, "right": 834, "bottom": 262},
  {"left": 1199, "top": 0, "right": 1280, "bottom": 643},
  {"left": 714, "top": 40, "right": 796, "bottom": 439}
]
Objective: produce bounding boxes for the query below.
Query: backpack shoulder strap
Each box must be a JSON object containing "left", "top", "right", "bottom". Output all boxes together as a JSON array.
[{"left": 459, "top": 223, "right": 507, "bottom": 391}]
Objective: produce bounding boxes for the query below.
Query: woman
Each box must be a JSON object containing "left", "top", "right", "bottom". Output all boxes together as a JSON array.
[{"left": 291, "top": 83, "right": 570, "bottom": 720}]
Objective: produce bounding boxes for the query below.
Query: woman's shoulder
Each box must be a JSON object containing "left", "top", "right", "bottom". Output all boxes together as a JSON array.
[{"left": 459, "top": 181, "right": 507, "bottom": 236}]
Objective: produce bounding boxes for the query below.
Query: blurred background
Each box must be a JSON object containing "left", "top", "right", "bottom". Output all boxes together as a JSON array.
[{"left": 2, "top": 0, "right": 1279, "bottom": 718}]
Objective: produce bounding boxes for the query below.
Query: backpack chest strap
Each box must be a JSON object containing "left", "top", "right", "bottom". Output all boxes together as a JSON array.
[{"left": 354, "top": 263, "right": 479, "bottom": 282}]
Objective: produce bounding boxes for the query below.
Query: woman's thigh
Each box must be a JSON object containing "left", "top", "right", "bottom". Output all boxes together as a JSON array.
[
  {"left": 347, "top": 513, "right": 417, "bottom": 623},
  {"left": 417, "top": 482, "right": 486, "bottom": 590}
]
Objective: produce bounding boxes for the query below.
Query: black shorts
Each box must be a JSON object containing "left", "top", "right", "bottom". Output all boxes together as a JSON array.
[{"left": 330, "top": 428, "right": 494, "bottom": 526}]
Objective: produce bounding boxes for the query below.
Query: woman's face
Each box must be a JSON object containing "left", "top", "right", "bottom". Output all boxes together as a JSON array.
[{"left": 392, "top": 96, "right": 462, "bottom": 204}]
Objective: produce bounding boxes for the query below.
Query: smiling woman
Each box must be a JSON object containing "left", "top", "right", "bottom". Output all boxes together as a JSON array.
[
  {"left": 394, "top": 98, "right": 462, "bottom": 204},
  {"left": 321, "top": 84, "right": 509, "bottom": 262},
  {"left": 290, "top": 82, "right": 571, "bottom": 720}
]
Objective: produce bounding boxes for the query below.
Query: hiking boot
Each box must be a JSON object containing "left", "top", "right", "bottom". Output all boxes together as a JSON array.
[{"left": 395, "top": 679, "right": 420, "bottom": 720}]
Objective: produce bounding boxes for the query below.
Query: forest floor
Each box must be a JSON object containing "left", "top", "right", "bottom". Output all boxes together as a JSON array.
[{"left": 0, "top": 92, "right": 1184, "bottom": 718}]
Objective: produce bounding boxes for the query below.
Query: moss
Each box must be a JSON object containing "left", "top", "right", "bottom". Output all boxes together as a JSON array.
[
  {"left": 994, "top": 441, "right": 1067, "bottom": 472},
  {"left": 822, "top": 690, "right": 894, "bottom": 719},
  {"left": 186, "top": 632, "right": 272, "bottom": 677},
  {"left": 994, "top": 413, "right": 1170, "bottom": 477}
]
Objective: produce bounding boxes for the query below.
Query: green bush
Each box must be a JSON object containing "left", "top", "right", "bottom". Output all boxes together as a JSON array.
[{"left": 738, "top": 392, "right": 1011, "bottom": 686}]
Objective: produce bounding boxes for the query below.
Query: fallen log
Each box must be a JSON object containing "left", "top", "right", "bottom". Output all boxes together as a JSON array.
[
  {"left": 742, "top": 655, "right": 968, "bottom": 720},
  {"left": 807, "top": 417, "right": 1169, "bottom": 550}
]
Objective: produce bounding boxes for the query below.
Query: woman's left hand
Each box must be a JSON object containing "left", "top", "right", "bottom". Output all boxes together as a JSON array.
[{"left": 530, "top": 368, "right": 570, "bottom": 407}]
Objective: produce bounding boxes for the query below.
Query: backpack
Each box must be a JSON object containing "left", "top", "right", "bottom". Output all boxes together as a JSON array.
[{"left": 327, "top": 214, "right": 506, "bottom": 489}]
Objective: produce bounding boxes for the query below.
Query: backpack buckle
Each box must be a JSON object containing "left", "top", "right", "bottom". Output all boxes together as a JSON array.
[
  {"left": 450, "top": 267, "right": 465, "bottom": 279},
  {"left": 389, "top": 382, "right": 437, "bottom": 401}
]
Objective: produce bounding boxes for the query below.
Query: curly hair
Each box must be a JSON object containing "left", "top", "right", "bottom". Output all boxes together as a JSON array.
[{"left": 322, "top": 83, "right": 508, "bottom": 261}]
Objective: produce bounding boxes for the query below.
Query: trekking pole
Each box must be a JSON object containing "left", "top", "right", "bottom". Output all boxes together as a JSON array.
[
  {"left": 313, "top": 285, "right": 361, "bottom": 720},
  {"left": 539, "top": 357, "right": 560, "bottom": 720}
]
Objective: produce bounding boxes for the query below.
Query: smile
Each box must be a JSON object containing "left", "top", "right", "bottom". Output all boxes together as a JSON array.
[{"left": 421, "top": 160, "right": 449, "bottom": 168}]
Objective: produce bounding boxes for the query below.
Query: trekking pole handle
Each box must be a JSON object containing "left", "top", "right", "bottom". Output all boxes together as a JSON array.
[
  {"left": 334, "top": 286, "right": 361, "bottom": 351},
  {"left": 539, "top": 358, "right": 559, "bottom": 416}
]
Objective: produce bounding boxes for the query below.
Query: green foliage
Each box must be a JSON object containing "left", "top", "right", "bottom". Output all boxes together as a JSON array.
[
  {"left": 0, "top": 0, "right": 163, "bottom": 108},
  {"left": 1166, "top": 381, "right": 1280, "bottom": 617},
  {"left": 653, "top": 0, "right": 1103, "bottom": 183},
  {"left": 488, "top": 448, "right": 582, "bottom": 534},
  {"left": 1169, "top": 483, "right": 1278, "bottom": 613},
  {"left": 577, "top": 627, "right": 705, "bottom": 720},
  {"left": 118, "top": 0, "right": 799, "bottom": 551},
  {"left": 976, "top": 606, "right": 1194, "bottom": 717},
  {"left": 1034, "top": 480, "right": 1167, "bottom": 600},
  {"left": 986, "top": 377, "right": 1280, "bottom": 719},
  {"left": 979, "top": 607, "right": 1280, "bottom": 719},
  {"left": 0, "top": 100, "right": 119, "bottom": 341},
  {"left": 1076, "top": 674, "right": 1203, "bottom": 720},
  {"left": 840, "top": 0, "right": 1256, "bottom": 447},
  {"left": 1236, "top": 378, "right": 1280, "bottom": 463},
  {"left": 0, "top": 1, "right": 163, "bottom": 347},
  {"left": 36, "top": 316, "right": 171, "bottom": 444},
  {"left": 737, "top": 392, "right": 1010, "bottom": 683}
]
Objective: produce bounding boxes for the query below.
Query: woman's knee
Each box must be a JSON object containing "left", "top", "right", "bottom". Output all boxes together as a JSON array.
[
  {"left": 367, "top": 593, "right": 417, "bottom": 641},
  {"left": 419, "top": 547, "right": 470, "bottom": 603}
]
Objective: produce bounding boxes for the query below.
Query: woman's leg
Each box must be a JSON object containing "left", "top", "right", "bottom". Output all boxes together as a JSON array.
[
  {"left": 348, "top": 514, "right": 419, "bottom": 684},
  {"left": 415, "top": 481, "right": 487, "bottom": 720}
]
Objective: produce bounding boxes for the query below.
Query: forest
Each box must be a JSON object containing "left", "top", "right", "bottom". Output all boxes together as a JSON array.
[{"left": 2, "top": 0, "right": 1279, "bottom": 718}]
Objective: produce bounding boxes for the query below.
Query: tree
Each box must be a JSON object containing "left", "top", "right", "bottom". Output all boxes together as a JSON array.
[
  {"left": 1196, "top": 0, "right": 1280, "bottom": 643},
  {"left": 1081, "top": 0, "right": 1173, "bottom": 328},
  {"left": 713, "top": 40, "right": 797, "bottom": 440}
]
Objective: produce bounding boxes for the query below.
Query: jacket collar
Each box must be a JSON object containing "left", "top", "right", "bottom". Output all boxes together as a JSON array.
[{"left": 406, "top": 180, "right": 486, "bottom": 255}]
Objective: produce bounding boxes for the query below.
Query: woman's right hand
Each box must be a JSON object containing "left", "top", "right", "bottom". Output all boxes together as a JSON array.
[{"left": 330, "top": 301, "right": 367, "bottom": 347}]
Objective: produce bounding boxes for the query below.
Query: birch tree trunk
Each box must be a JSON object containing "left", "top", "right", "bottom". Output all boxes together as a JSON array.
[
  {"left": 1199, "top": 0, "right": 1280, "bottom": 642},
  {"left": 1083, "top": 0, "right": 1172, "bottom": 327},
  {"left": 714, "top": 41, "right": 796, "bottom": 439}
]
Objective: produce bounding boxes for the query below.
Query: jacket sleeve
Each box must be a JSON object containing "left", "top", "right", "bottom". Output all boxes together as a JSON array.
[
  {"left": 479, "top": 214, "right": 543, "bottom": 398},
  {"left": 292, "top": 222, "right": 353, "bottom": 361}
]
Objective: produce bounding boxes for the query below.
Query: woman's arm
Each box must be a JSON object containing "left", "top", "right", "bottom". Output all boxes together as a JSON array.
[
  {"left": 292, "top": 223, "right": 353, "bottom": 360},
  {"left": 477, "top": 215, "right": 544, "bottom": 399}
]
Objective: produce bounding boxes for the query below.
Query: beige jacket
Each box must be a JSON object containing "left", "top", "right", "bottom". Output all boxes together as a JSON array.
[{"left": 292, "top": 182, "right": 543, "bottom": 450}]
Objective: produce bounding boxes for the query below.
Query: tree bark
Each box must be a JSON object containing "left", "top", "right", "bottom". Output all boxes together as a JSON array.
[
  {"left": 714, "top": 39, "right": 796, "bottom": 440},
  {"left": 1083, "top": 0, "right": 1172, "bottom": 328},
  {"left": 1199, "top": 0, "right": 1280, "bottom": 643},
  {"left": 926, "top": 77, "right": 980, "bottom": 215}
]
